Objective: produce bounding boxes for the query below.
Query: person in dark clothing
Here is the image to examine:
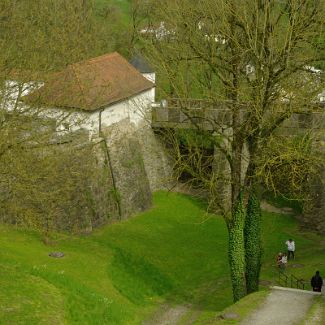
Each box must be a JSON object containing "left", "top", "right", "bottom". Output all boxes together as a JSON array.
[{"left": 311, "top": 271, "right": 323, "bottom": 292}]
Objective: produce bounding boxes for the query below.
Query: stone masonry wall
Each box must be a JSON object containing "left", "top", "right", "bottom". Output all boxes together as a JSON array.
[
  {"left": 65, "top": 118, "right": 174, "bottom": 229},
  {"left": 89, "top": 139, "right": 120, "bottom": 226},
  {"left": 135, "top": 122, "right": 174, "bottom": 192},
  {"left": 102, "top": 120, "right": 152, "bottom": 218}
]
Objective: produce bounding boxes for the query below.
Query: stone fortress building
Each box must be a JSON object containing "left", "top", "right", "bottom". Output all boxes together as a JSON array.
[{"left": 3, "top": 52, "right": 325, "bottom": 233}]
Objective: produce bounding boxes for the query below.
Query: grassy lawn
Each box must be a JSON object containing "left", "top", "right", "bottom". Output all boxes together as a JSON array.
[
  {"left": 0, "top": 192, "right": 231, "bottom": 324},
  {"left": 260, "top": 211, "right": 325, "bottom": 287},
  {"left": 1, "top": 191, "right": 324, "bottom": 324}
]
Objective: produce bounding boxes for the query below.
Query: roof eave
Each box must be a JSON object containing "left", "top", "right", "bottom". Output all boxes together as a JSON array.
[{"left": 28, "top": 84, "right": 155, "bottom": 112}]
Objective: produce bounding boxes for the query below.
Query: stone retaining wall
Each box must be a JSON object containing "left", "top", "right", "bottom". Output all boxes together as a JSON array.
[{"left": 101, "top": 119, "right": 173, "bottom": 219}]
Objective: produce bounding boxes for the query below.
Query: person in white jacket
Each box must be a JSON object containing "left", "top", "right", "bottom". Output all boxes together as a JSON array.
[
  {"left": 281, "top": 253, "right": 288, "bottom": 268},
  {"left": 285, "top": 239, "right": 295, "bottom": 260}
]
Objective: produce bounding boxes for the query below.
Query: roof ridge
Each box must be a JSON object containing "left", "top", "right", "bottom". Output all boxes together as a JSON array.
[
  {"left": 69, "top": 52, "right": 154, "bottom": 87},
  {"left": 71, "top": 52, "right": 119, "bottom": 67}
]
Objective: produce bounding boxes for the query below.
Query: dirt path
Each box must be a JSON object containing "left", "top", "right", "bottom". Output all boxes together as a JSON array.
[
  {"left": 240, "top": 287, "right": 319, "bottom": 325},
  {"left": 143, "top": 304, "right": 191, "bottom": 325},
  {"left": 260, "top": 201, "right": 293, "bottom": 214}
]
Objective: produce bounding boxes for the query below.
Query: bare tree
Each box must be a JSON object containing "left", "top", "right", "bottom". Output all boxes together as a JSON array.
[{"left": 141, "top": 0, "right": 325, "bottom": 301}]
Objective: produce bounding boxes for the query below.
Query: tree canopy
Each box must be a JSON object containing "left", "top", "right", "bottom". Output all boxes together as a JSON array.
[{"left": 140, "top": 0, "right": 325, "bottom": 301}]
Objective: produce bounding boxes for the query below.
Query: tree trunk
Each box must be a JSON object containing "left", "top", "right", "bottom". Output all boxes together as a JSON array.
[
  {"left": 244, "top": 192, "right": 262, "bottom": 293},
  {"left": 227, "top": 193, "right": 247, "bottom": 302}
]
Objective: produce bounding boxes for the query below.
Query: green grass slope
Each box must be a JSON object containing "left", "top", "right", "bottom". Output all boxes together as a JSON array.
[
  {"left": 0, "top": 192, "right": 231, "bottom": 324},
  {"left": 260, "top": 211, "right": 325, "bottom": 285},
  {"left": 1, "top": 192, "right": 324, "bottom": 324}
]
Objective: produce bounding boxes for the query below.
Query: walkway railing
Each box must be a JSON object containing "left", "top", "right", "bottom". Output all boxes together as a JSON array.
[
  {"left": 278, "top": 271, "right": 289, "bottom": 287},
  {"left": 151, "top": 98, "right": 325, "bottom": 131},
  {"left": 290, "top": 274, "right": 306, "bottom": 290},
  {"left": 278, "top": 271, "right": 307, "bottom": 290}
]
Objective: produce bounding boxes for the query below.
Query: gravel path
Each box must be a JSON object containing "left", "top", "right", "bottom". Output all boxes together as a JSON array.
[
  {"left": 143, "top": 304, "right": 190, "bottom": 325},
  {"left": 260, "top": 201, "right": 293, "bottom": 214},
  {"left": 240, "top": 287, "right": 318, "bottom": 325}
]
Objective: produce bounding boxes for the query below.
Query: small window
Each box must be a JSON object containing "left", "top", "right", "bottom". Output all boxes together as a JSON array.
[
  {"left": 62, "top": 122, "right": 70, "bottom": 131},
  {"left": 56, "top": 122, "right": 70, "bottom": 133}
]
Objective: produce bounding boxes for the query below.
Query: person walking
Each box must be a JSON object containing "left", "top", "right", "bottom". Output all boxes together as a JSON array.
[
  {"left": 285, "top": 239, "right": 295, "bottom": 260},
  {"left": 311, "top": 271, "right": 323, "bottom": 292}
]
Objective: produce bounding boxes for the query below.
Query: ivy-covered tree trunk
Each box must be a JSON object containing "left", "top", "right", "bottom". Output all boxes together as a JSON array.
[
  {"left": 244, "top": 192, "right": 262, "bottom": 293},
  {"left": 228, "top": 193, "right": 247, "bottom": 302}
]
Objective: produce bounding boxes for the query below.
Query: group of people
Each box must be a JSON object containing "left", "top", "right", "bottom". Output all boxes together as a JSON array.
[
  {"left": 276, "top": 238, "right": 323, "bottom": 292},
  {"left": 276, "top": 252, "right": 287, "bottom": 269},
  {"left": 276, "top": 239, "right": 295, "bottom": 269}
]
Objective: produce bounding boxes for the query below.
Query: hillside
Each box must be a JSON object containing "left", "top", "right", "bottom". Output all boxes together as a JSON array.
[{"left": 1, "top": 192, "right": 324, "bottom": 324}]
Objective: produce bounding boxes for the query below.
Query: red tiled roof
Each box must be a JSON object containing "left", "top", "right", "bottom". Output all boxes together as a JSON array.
[{"left": 24, "top": 52, "right": 154, "bottom": 111}]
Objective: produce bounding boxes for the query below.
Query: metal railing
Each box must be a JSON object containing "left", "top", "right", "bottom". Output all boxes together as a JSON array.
[
  {"left": 290, "top": 274, "right": 306, "bottom": 290},
  {"left": 278, "top": 271, "right": 307, "bottom": 290},
  {"left": 278, "top": 271, "right": 289, "bottom": 287}
]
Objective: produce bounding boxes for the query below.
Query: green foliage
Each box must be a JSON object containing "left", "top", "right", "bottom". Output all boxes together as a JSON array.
[
  {"left": 228, "top": 194, "right": 246, "bottom": 302},
  {"left": 244, "top": 193, "right": 262, "bottom": 294},
  {"left": 0, "top": 0, "right": 113, "bottom": 71},
  {"left": 175, "top": 129, "right": 214, "bottom": 149},
  {"left": 257, "top": 134, "right": 319, "bottom": 202},
  {"left": 262, "top": 191, "right": 303, "bottom": 214},
  {"left": 312, "top": 33, "right": 325, "bottom": 69}
]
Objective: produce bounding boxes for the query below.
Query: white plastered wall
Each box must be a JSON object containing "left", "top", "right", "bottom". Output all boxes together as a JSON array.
[
  {"left": 125, "top": 88, "right": 155, "bottom": 125},
  {"left": 54, "top": 88, "right": 155, "bottom": 135},
  {"left": 2, "top": 80, "right": 155, "bottom": 136},
  {"left": 142, "top": 73, "right": 156, "bottom": 83}
]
